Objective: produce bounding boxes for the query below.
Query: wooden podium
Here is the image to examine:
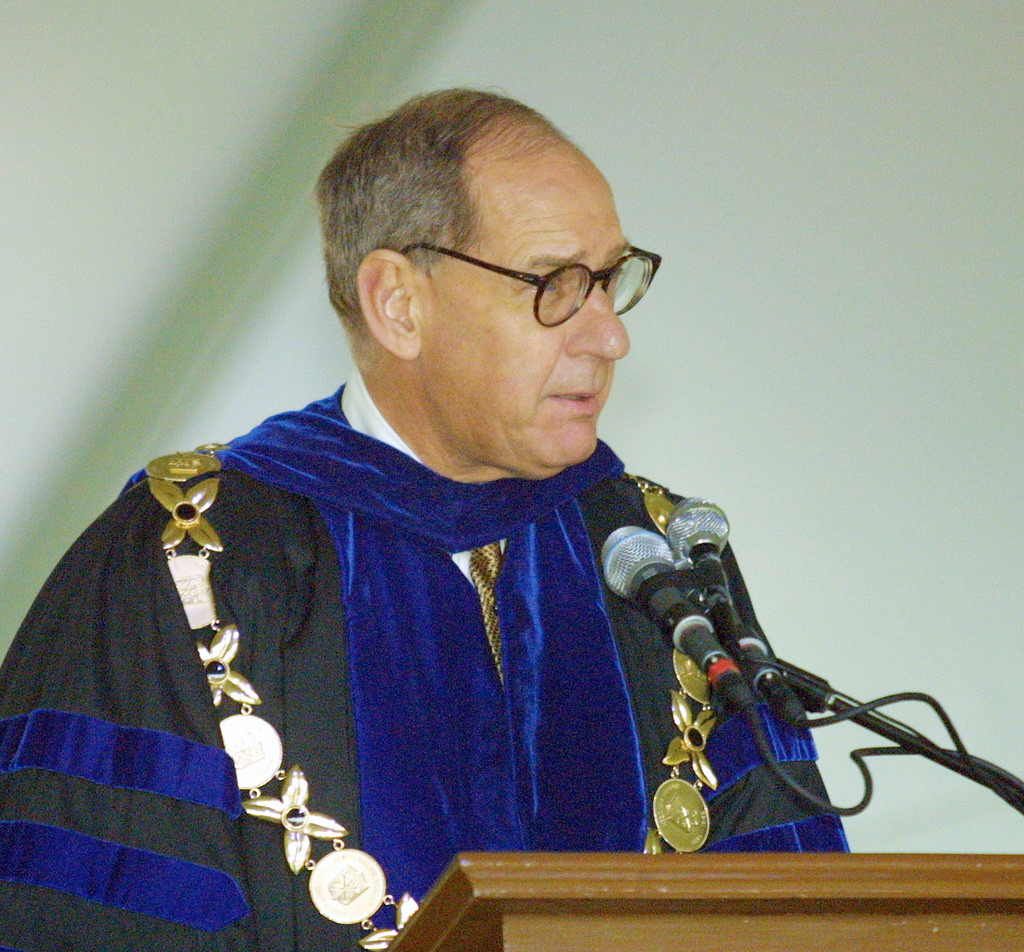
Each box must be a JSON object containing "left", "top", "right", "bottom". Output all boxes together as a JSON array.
[{"left": 389, "top": 853, "right": 1024, "bottom": 952}]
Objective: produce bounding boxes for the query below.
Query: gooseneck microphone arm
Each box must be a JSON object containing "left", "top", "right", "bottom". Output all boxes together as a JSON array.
[{"left": 774, "top": 657, "right": 1024, "bottom": 815}]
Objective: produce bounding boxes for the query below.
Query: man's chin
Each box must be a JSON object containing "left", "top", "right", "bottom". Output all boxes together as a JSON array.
[{"left": 517, "top": 431, "right": 599, "bottom": 481}]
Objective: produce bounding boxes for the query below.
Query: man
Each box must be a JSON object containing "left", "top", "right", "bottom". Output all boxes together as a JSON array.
[{"left": 0, "top": 89, "right": 845, "bottom": 952}]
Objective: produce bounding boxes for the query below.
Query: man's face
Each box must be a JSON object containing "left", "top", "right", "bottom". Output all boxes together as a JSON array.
[{"left": 410, "top": 141, "right": 631, "bottom": 482}]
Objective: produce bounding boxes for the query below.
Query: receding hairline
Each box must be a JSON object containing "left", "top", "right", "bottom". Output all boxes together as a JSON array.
[
  {"left": 456, "top": 123, "right": 601, "bottom": 244},
  {"left": 464, "top": 111, "right": 586, "bottom": 172}
]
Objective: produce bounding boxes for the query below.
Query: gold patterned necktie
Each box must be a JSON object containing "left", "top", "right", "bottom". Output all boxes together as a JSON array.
[{"left": 469, "top": 541, "right": 505, "bottom": 682}]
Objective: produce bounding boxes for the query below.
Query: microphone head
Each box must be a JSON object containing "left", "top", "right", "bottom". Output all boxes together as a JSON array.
[
  {"left": 601, "top": 526, "right": 675, "bottom": 599},
  {"left": 666, "top": 497, "right": 729, "bottom": 561}
]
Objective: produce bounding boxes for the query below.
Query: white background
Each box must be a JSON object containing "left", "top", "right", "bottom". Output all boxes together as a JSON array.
[{"left": 2, "top": 0, "right": 1021, "bottom": 853}]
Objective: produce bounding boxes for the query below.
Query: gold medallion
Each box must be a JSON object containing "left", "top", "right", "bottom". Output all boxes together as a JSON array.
[
  {"left": 146, "top": 452, "right": 221, "bottom": 482},
  {"left": 219, "top": 713, "right": 283, "bottom": 790},
  {"left": 309, "top": 848, "right": 388, "bottom": 925},
  {"left": 652, "top": 777, "right": 710, "bottom": 852},
  {"left": 673, "top": 649, "right": 711, "bottom": 704}
]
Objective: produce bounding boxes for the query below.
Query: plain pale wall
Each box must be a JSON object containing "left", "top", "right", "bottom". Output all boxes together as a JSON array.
[{"left": 2, "top": 0, "right": 1022, "bottom": 853}]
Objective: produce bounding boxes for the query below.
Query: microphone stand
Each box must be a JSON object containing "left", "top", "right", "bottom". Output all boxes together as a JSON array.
[{"left": 775, "top": 658, "right": 1024, "bottom": 816}]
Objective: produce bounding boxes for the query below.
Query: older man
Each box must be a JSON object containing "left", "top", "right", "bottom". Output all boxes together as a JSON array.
[{"left": 0, "top": 89, "right": 844, "bottom": 952}]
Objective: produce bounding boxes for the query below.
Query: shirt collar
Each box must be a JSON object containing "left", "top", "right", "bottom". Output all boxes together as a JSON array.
[{"left": 341, "top": 367, "right": 422, "bottom": 462}]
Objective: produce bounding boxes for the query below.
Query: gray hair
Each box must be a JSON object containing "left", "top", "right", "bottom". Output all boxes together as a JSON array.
[{"left": 315, "top": 88, "right": 574, "bottom": 336}]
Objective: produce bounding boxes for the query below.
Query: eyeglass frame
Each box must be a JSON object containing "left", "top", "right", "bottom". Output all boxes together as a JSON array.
[{"left": 400, "top": 242, "right": 662, "bottom": 327}]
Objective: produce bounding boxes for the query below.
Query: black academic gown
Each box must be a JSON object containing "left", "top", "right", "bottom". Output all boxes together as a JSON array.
[{"left": 0, "top": 470, "right": 842, "bottom": 952}]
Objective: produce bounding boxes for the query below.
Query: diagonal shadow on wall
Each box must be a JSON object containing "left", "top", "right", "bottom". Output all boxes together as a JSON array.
[{"left": 0, "top": 0, "right": 479, "bottom": 651}]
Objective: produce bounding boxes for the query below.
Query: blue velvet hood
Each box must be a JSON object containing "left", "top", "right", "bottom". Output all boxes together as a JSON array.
[{"left": 217, "top": 389, "right": 648, "bottom": 903}]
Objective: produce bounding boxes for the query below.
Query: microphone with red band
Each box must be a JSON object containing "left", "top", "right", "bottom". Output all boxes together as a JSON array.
[{"left": 601, "top": 526, "right": 756, "bottom": 716}]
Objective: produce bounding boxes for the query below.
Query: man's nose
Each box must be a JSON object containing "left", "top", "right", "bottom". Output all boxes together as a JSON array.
[{"left": 565, "top": 285, "right": 631, "bottom": 360}]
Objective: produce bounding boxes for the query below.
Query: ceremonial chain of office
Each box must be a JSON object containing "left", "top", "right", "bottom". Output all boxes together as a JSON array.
[
  {"left": 146, "top": 448, "right": 416, "bottom": 951},
  {"left": 142, "top": 452, "right": 720, "bottom": 946},
  {"left": 626, "top": 475, "right": 720, "bottom": 854}
]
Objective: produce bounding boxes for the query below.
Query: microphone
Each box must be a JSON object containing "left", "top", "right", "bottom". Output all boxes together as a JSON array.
[
  {"left": 601, "top": 526, "right": 755, "bottom": 715},
  {"left": 666, "top": 497, "right": 731, "bottom": 593},
  {"left": 665, "top": 496, "right": 743, "bottom": 656},
  {"left": 666, "top": 498, "right": 807, "bottom": 725},
  {"left": 735, "top": 626, "right": 808, "bottom": 725}
]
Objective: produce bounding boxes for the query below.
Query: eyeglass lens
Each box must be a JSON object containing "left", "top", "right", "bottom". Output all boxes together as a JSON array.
[{"left": 537, "top": 254, "right": 653, "bottom": 326}]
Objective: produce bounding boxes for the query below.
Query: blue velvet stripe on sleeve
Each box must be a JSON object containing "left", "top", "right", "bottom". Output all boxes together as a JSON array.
[
  {"left": 704, "top": 706, "right": 849, "bottom": 853},
  {"left": 705, "top": 705, "right": 818, "bottom": 799},
  {"left": 705, "top": 814, "right": 849, "bottom": 853},
  {"left": 0, "top": 821, "right": 250, "bottom": 932},
  {"left": 0, "top": 709, "right": 241, "bottom": 818}
]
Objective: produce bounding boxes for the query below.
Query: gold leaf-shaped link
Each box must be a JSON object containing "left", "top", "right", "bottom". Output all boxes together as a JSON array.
[
  {"left": 624, "top": 473, "right": 676, "bottom": 535},
  {"left": 148, "top": 477, "right": 184, "bottom": 513},
  {"left": 695, "top": 708, "right": 717, "bottom": 735},
  {"left": 242, "top": 797, "right": 285, "bottom": 822},
  {"left": 285, "top": 829, "right": 311, "bottom": 874},
  {"left": 661, "top": 737, "right": 689, "bottom": 767},
  {"left": 644, "top": 827, "right": 664, "bottom": 854},
  {"left": 189, "top": 517, "right": 223, "bottom": 552},
  {"left": 281, "top": 765, "right": 310, "bottom": 809},
  {"left": 643, "top": 490, "right": 675, "bottom": 535},
  {"left": 161, "top": 521, "right": 187, "bottom": 550},
  {"left": 670, "top": 690, "right": 693, "bottom": 733},
  {"left": 149, "top": 473, "right": 223, "bottom": 551},
  {"left": 188, "top": 478, "right": 220, "bottom": 512},
  {"left": 359, "top": 930, "right": 399, "bottom": 951},
  {"left": 282, "top": 767, "right": 310, "bottom": 810},
  {"left": 208, "top": 624, "right": 240, "bottom": 665},
  {"left": 305, "top": 813, "right": 349, "bottom": 840},
  {"left": 394, "top": 893, "right": 419, "bottom": 931},
  {"left": 199, "top": 624, "right": 261, "bottom": 706},
  {"left": 692, "top": 750, "right": 718, "bottom": 790},
  {"left": 223, "top": 672, "right": 262, "bottom": 706}
]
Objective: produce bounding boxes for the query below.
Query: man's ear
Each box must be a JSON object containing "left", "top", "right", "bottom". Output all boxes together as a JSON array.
[{"left": 356, "top": 249, "right": 425, "bottom": 360}]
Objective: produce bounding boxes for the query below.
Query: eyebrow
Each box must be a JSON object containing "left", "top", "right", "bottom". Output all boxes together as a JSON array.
[{"left": 526, "top": 241, "right": 632, "bottom": 273}]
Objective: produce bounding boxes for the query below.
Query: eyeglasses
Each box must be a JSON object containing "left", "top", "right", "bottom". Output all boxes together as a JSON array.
[{"left": 401, "top": 243, "right": 662, "bottom": 327}]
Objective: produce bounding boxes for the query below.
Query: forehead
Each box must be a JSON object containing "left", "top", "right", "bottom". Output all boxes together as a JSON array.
[{"left": 464, "top": 139, "right": 624, "bottom": 265}]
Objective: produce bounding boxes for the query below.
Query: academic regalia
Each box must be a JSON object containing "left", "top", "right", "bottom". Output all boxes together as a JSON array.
[{"left": 0, "top": 391, "right": 844, "bottom": 951}]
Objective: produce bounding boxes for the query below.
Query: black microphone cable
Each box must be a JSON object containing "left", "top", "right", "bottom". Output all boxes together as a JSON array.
[{"left": 603, "top": 517, "right": 1024, "bottom": 819}]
